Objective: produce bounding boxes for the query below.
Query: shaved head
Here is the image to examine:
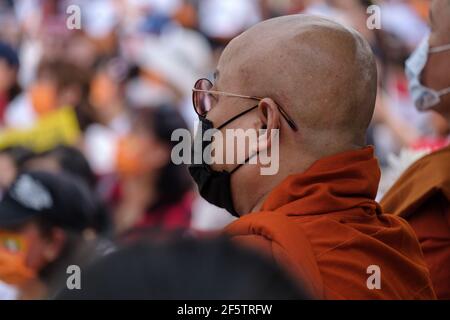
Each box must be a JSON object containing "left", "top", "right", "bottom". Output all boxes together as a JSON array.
[
  {"left": 207, "top": 14, "right": 379, "bottom": 214},
  {"left": 217, "top": 14, "right": 377, "bottom": 151}
]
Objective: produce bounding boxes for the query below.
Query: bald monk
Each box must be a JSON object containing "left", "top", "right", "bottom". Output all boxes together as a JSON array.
[
  {"left": 381, "top": 0, "right": 450, "bottom": 299},
  {"left": 188, "top": 15, "right": 436, "bottom": 299}
]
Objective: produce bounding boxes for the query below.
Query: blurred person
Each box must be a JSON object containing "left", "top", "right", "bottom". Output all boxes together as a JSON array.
[
  {"left": 112, "top": 105, "right": 193, "bottom": 235},
  {"left": 134, "top": 26, "right": 212, "bottom": 127},
  {"left": 0, "top": 146, "right": 34, "bottom": 191},
  {"left": 23, "top": 145, "right": 111, "bottom": 235},
  {"left": 25, "top": 145, "right": 97, "bottom": 188},
  {"left": 370, "top": 49, "right": 433, "bottom": 171},
  {"left": 0, "top": 2, "right": 20, "bottom": 46},
  {"left": 189, "top": 14, "right": 435, "bottom": 299},
  {"left": 15, "top": 0, "right": 80, "bottom": 86},
  {"left": 83, "top": 58, "right": 131, "bottom": 175},
  {"left": 0, "top": 41, "right": 21, "bottom": 125},
  {"left": 5, "top": 59, "right": 94, "bottom": 131},
  {"left": 0, "top": 231, "right": 40, "bottom": 300},
  {"left": 64, "top": 31, "right": 99, "bottom": 70},
  {"left": 373, "top": 83, "right": 439, "bottom": 199},
  {"left": 89, "top": 59, "right": 129, "bottom": 131},
  {"left": 381, "top": 0, "right": 450, "bottom": 299},
  {"left": 57, "top": 236, "right": 309, "bottom": 300},
  {"left": 375, "top": 42, "right": 433, "bottom": 150},
  {"left": 0, "top": 171, "right": 113, "bottom": 299}
]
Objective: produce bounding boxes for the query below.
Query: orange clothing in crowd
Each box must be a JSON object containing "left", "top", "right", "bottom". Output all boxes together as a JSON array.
[
  {"left": 0, "top": 249, "right": 35, "bottom": 286},
  {"left": 382, "top": 146, "right": 450, "bottom": 299},
  {"left": 225, "top": 147, "right": 436, "bottom": 299}
]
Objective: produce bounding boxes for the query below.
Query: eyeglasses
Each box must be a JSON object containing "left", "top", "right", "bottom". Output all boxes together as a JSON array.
[{"left": 192, "top": 78, "right": 298, "bottom": 131}]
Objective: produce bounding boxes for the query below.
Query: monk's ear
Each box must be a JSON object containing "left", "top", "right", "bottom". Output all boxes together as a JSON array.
[{"left": 257, "top": 98, "right": 281, "bottom": 151}]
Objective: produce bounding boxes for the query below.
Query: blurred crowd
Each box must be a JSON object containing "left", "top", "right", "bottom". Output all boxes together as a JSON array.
[{"left": 0, "top": 0, "right": 447, "bottom": 300}]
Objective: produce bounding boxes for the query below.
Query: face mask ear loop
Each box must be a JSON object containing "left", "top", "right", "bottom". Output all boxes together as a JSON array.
[
  {"left": 438, "top": 87, "right": 450, "bottom": 96},
  {"left": 208, "top": 105, "right": 262, "bottom": 175},
  {"left": 229, "top": 149, "right": 261, "bottom": 175},
  {"left": 228, "top": 125, "right": 271, "bottom": 175},
  {"left": 216, "top": 105, "right": 259, "bottom": 130},
  {"left": 429, "top": 43, "right": 450, "bottom": 54}
]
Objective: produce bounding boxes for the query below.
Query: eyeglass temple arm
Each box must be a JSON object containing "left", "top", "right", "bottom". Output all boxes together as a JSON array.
[
  {"left": 192, "top": 88, "right": 298, "bottom": 131},
  {"left": 192, "top": 88, "right": 263, "bottom": 101},
  {"left": 277, "top": 105, "right": 298, "bottom": 131}
]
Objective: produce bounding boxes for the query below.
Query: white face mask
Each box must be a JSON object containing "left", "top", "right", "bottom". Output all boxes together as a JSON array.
[{"left": 405, "top": 36, "right": 450, "bottom": 111}]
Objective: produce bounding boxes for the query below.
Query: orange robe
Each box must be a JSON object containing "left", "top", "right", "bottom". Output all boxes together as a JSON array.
[
  {"left": 225, "top": 147, "right": 436, "bottom": 299},
  {"left": 381, "top": 146, "right": 450, "bottom": 299}
]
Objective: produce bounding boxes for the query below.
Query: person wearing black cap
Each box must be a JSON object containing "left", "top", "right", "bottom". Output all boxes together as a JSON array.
[
  {"left": 23, "top": 145, "right": 112, "bottom": 235},
  {"left": 0, "top": 171, "right": 113, "bottom": 299},
  {"left": 0, "top": 41, "right": 21, "bottom": 124}
]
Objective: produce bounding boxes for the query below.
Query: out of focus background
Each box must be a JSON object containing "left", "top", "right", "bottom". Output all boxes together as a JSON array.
[{"left": 0, "top": 0, "right": 446, "bottom": 235}]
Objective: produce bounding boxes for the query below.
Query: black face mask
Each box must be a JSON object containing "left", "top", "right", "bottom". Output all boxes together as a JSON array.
[{"left": 188, "top": 106, "right": 258, "bottom": 217}]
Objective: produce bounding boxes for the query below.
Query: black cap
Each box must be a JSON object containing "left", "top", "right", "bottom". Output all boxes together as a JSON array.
[{"left": 0, "top": 171, "right": 97, "bottom": 232}]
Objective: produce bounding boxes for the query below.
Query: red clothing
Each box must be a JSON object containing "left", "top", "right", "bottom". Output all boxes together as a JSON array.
[
  {"left": 225, "top": 147, "right": 436, "bottom": 299},
  {"left": 135, "top": 192, "right": 194, "bottom": 230},
  {"left": 117, "top": 192, "right": 194, "bottom": 245},
  {"left": 0, "top": 92, "right": 8, "bottom": 123},
  {"left": 108, "top": 179, "right": 193, "bottom": 231}
]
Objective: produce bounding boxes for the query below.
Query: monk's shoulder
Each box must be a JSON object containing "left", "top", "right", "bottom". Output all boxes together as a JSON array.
[
  {"left": 224, "top": 211, "right": 319, "bottom": 270},
  {"left": 229, "top": 234, "right": 273, "bottom": 258},
  {"left": 395, "top": 146, "right": 450, "bottom": 185},
  {"left": 224, "top": 211, "right": 309, "bottom": 244},
  {"left": 412, "top": 146, "right": 450, "bottom": 171},
  {"left": 381, "top": 146, "right": 450, "bottom": 217},
  {"left": 224, "top": 211, "right": 324, "bottom": 298}
]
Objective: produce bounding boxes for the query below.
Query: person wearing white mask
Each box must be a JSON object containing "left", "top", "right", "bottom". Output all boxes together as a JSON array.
[
  {"left": 381, "top": 0, "right": 450, "bottom": 300},
  {"left": 406, "top": 34, "right": 450, "bottom": 112}
]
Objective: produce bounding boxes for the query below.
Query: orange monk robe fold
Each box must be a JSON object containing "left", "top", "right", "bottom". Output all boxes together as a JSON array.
[
  {"left": 381, "top": 146, "right": 450, "bottom": 299},
  {"left": 225, "top": 147, "right": 436, "bottom": 299}
]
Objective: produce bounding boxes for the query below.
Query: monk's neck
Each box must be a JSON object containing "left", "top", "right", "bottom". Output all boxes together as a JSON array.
[
  {"left": 236, "top": 144, "right": 366, "bottom": 216},
  {"left": 249, "top": 193, "right": 269, "bottom": 213},
  {"left": 237, "top": 159, "right": 312, "bottom": 216}
]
